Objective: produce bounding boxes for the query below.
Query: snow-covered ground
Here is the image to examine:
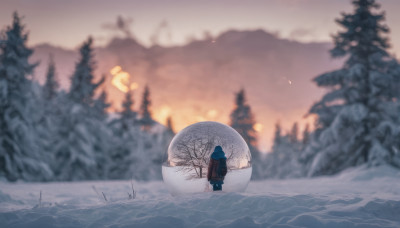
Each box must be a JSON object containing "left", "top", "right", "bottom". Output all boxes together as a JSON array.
[
  {"left": 162, "top": 166, "right": 252, "bottom": 195},
  {"left": 1, "top": 165, "right": 399, "bottom": 228}
]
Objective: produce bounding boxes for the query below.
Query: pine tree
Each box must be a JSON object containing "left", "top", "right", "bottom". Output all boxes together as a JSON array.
[
  {"left": 107, "top": 90, "right": 139, "bottom": 179},
  {"left": 91, "top": 75, "right": 110, "bottom": 121},
  {"left": 52, "top": 37, "right": 105, "bottom": 181},
  {"left": 121, "top": 90, "right": 137, "bottom": 128},
  {"left": 289, "top": 122, "right": 299, "bottom": 144},
  {"left": 43, "top": 54, "right": 59, "bottom": 100},
  {"left": 51, "top": 96, "right": 98, "bottom": 180},
  {"left": 166, "top": 116, "right": 175, "bottom": 134},
  {"left": 89, "top": 76, "right": 113, "bottom": 178},
  {"left": 69, "top": 37, "right": 99, "bottom": 106},
  {"left": 229, "top": 89, "right": 258, "bottom": 157},
  {"left": 265, "top": 126, "right": 302, "bottom": 179},
  {"left": 0, "top": 12, "right": 52, "bottom": 181},
  {"left": 307, "top": 0, "right": 400, "bottom": 176},
  {"left": 302, "top": 123, "right": 310, "bottom": 146},
  {"left": 162, "top": 116, "right": 175, "bottom": 161},
  {"left": 93, "top": 89, "right": 109, "bottom": 120},
  {"left": 272, "top": 121, "right": 282, "bottom": 148},
  {"left": 139, "top": 85, "right": 154, "bottom": 130},
  {"left": 33, "top": 58, "right": 61, "bottom": 177}
]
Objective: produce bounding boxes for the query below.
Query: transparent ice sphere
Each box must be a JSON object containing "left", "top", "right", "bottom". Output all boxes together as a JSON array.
[{"left": 162, "top": 121, "right": 252, "bottom": 195}]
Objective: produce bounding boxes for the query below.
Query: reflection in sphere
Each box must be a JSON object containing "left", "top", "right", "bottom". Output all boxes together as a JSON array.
[{"left": 162, "top": 121, "right": 252, "bottom": 195}]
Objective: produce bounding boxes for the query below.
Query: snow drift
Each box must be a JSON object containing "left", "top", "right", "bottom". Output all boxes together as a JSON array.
[{"left": 0, "top": 165, "right": 399, "bottom": 228}]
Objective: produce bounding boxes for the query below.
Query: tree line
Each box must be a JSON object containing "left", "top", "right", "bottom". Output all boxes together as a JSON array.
[
  {"left": 248, "top": 0, "right": 400, "bottom": 179},
  {"left": 0, "top": 13, "right": 173, "bottom": 181},
  {"left": 1, "top": 0, "right": 400, "bottom": 182}
]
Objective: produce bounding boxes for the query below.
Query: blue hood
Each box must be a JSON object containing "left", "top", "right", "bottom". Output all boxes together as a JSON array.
[{"left": 211, "top": 146, "right": 226, "bottom": 160}]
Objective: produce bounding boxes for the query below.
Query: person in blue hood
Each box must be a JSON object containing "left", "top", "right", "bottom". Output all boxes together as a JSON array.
[{"left": 207, "top": 146, "right": 228, "bottom": 191}]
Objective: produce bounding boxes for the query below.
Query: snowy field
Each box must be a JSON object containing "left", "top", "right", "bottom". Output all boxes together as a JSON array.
[
  {"left": 162, "top": 166, "right": 252, "bottom": 195},
  {"left": 1, "top": 165, "right": 400, "bottom": 228}
]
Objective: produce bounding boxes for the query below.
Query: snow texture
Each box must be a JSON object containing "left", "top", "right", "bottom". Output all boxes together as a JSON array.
[
  {"left": 162, "top": 166, "right": 252, "bottom": 195},
  {"left": 305, "top": 0, "right": 400, "bottom": 176},
  {"left": 0, "top": 165, "right": 399, "bottom": 228}
]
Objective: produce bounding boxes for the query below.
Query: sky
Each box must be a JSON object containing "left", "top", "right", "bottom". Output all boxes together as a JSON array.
[{"left": 1, "top": 0, "right": 400, "bottom": 55}]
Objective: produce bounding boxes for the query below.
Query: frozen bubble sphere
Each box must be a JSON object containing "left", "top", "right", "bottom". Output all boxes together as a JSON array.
[{"left": 162, "top": 121, "right": 252, "bottom": 195}]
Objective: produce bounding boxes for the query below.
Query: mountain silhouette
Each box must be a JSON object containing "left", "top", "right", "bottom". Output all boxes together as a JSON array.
[{"left": 31, "top": 29, "right": 342, "bottom": 150}]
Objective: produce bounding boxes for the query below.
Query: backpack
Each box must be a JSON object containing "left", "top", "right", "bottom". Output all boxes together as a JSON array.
[{"left": 217, "top": 159, "right": 227, "bottom": 177}]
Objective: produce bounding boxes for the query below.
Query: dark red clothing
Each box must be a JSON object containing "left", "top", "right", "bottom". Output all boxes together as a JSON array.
[{"left": 207, "top": 158, "right": 224, "bottom": 182}]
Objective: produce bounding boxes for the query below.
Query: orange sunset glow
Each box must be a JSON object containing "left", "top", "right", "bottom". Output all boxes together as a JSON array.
[
  {"left": 110, "top": 66, "right": 139, "bottom": 93},
  {"left": 102, "top": 61, "right": 316, "bottom": 151}
]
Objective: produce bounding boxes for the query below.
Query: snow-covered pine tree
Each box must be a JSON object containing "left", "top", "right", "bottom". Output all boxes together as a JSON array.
[
  {"left": 51, "top": 96, "right": 95, "bottom": 180},
  {"left": 43, "top": 54, "right": 59, "bottom": 101},
  {"left": 289, "top": 122, "right": 299, "bottom": 144},
  {"left": 306, "top": 0, "right": 400, "bottom": 176},
  {"left": 302, "top": 123, "right": 310, "bottom": 146},
  {"left": 120, "top": 90, "right": 137, "bottom": 129},
  {"left": 273, "top": 121, "right": 282, "bottom": 146},
  {"left": 160, "top": 116, "right": 175, "bottom": 164},
  {"left": 89, "top": 76, "right": 113, "bottom": 178},
  {"left": 263, "top": 122, "right": 302, "bottom": 179},
  {"left": 92, "top": 89, "right": 109, "bottom": 120},
  {"left": 139, "top": 85, "right": 154, "bottom": 130},
  {"left": 69, "top": 37, "right": 100, "bottom": 107},
  {"left": 52, "top": 37, "right": 105, "bottom": 181},
  {"left": 32, "top": 55, "right": 61, "bottom": 176},
  {"left": 109, "top": 89, "right": 171, "bottom": 180},
  {"left": 0, "top": 12, "right": 52, "bottom": 181},
  {"left": 263, "top": 122, "right": 283, "bottom": 178},
  {"left": 229, "top": 89, "right": 259, "bottom": 158},
  {"left": 108, "top": 90, "right": 139, "bottom": 179},
  {"left": 91, "top": 75, "right": 110, "bottom": 120}
]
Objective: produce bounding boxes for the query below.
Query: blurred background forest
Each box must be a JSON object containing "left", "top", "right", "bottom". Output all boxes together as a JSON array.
[{"left": 1, "top": 0, "right": 400, "bottom": 182}]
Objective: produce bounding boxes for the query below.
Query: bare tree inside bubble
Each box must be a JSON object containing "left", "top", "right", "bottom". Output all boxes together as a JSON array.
[{"left": 166, "top": 122, "right": 251, "bottom": 180}]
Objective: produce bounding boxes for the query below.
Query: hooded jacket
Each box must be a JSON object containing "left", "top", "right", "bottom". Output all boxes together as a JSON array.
[{"left": 207, "top": 146, "right": 227, "bottom": 183}]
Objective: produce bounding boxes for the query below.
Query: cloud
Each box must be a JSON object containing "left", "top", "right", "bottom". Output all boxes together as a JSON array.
[
  {"left": 150, "top": 19, "right": 172, "bottom": 45},
  {"left": 276, "top": 0, "right": 310, "bottom": 7},
  {"left": 102, "top": 15, "right": 134, "bottom": 38},
  {"left": 289, "top": 28, "right": 315, "bottom": 40}
]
